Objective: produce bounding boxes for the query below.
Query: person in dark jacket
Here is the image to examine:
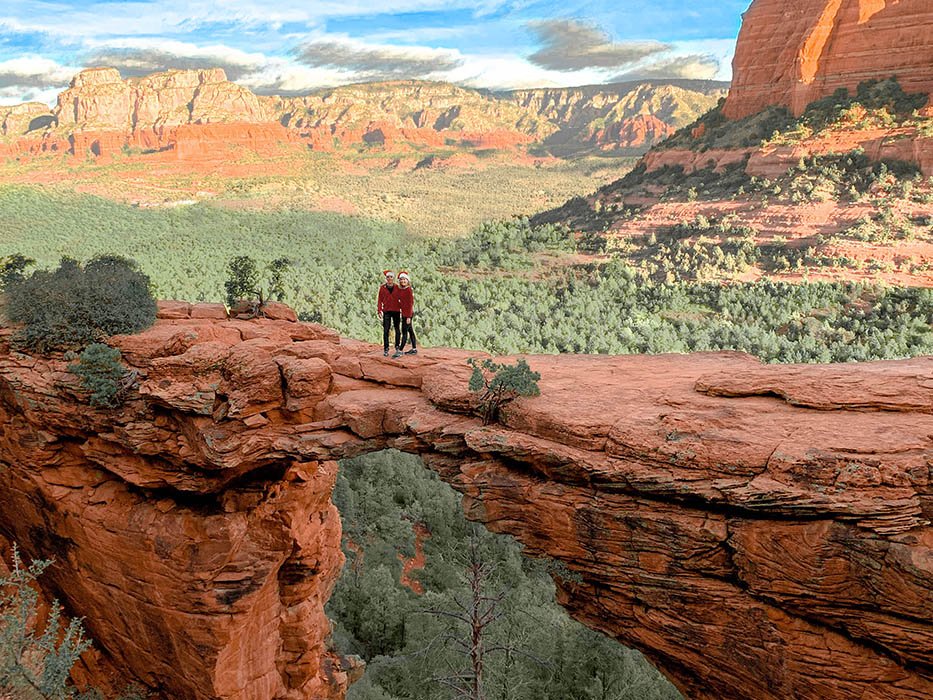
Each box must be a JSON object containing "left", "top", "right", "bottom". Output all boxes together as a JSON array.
[
  {"left": 377, "top": 269, "right": 402, "bottom": 356},
  {"left": 393, "top": 271, "right": 417, "bottom": 358}
]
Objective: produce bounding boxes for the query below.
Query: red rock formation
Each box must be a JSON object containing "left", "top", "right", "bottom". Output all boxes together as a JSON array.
[
  {"left": 591, "top": 114, "right": 676, "bottom": 150},
  {"left": 724, "top": 0, "right": 933, "bottom": 119},
  {"left": 71, "top": 130, "right": 128, "bottom": 158},
  {"left": 56, "top": 67, "right": 273, "bottom": 131},
  {"left": 0, "top": 102, "right": 54, "bottom": 137},
  {"left": 0, "top": 305, "right": 930, "bottom": 699},
  {"left": 2, "top": 122, "right": 298, "bottom": 160},
  {"left": 56, "top": 67, "right": 134, "bottom": 130},
  {"left": 459, "top": 128, "right": 533, "bottom": 149},
  {"left": 162, "top": 123, "right": 298, "bottom": 160},
  {"left": 643, "top": 126, "right": 933, "bottom": 177}
]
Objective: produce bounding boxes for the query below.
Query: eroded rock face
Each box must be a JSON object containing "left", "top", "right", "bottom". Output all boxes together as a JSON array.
[
  {"left": 0, "top": 305, "right": 930, "bottom": 699},
  {"left": 55, "top": 67, "right": 273, "bottom": 131},
  {"left": 723, "top": 0, "right": 933, "bottom": 119},
  {"left": 0, "top": 102, "right": 55, "bottom": 136}
]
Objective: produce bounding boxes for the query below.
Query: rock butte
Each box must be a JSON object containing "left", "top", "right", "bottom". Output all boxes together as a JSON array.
[
  {"left": 0, "top": 303, "right": 930, "bottom": 700},
  {"left": 723, "top": 0, "right": 933, "bottom": 119}
]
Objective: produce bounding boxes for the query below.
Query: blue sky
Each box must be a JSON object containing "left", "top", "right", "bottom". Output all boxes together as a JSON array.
[{"left": 0, "top": 0, "right": 749, "bottom": 105}]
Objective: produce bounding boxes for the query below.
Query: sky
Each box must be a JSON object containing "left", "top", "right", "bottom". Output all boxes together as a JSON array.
[{"left": 0, "top": 0, "right": 750, "bottom": 106}]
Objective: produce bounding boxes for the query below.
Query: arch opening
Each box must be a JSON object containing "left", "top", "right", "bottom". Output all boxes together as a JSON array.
[{"left": 328, "top": 449, "right": 682, "bottom": 700}]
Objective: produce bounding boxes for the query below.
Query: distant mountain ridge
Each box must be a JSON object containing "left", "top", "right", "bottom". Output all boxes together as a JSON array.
[{"left": 0, "top": 67, "right": 726, "bottom": 159}]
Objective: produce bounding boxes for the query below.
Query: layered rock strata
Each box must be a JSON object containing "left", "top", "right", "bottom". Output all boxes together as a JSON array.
[
  {"left": 0, "top": 304, "right": 930, "bottom": 699},
  {"left": 724, "top": 0, "right": 933, "bottom": 119},
  {"left": 0, "top": 70, "right": 722, "bottom": 159}
]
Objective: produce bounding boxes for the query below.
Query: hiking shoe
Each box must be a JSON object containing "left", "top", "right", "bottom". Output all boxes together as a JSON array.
[
  {"left": 383, "top": 350, "right": 389, "bottom": 357},
  {"left": 392, "top": 351, "right": 403, "bottom": 359},
  {"left": 405, "top": 348, "right": 418, "bottom": 355}
]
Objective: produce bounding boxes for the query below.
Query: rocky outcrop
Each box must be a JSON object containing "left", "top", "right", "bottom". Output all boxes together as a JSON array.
[
  {"left": 55, "top": 67, "right": 273, "bottom": 131},
  {"left": 0, "top": 305, "right": 930, "bottom": 699},
  {"left": 642, "top": 125, "right": 933, "bottom": 178},
  {"left": 590, "top": 113, "right": 675, "bottom": 150},
  {"left": 2, "top": 68, "right": 282, "bottom": 160},
  {"left": 0, "top": 102, "right": 54, "bottom": 136},
  {"left": 723, "top": 0, "right": 933, "bottom": 119}
]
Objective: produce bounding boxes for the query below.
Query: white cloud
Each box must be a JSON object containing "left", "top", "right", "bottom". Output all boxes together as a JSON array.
[
  {"left": 0, "top": 56, "right": 75, "bottom": 89},
  {"left": 0, "top": 56, "right": 77, "bottom": 105},
  {"left": 527, "top": 19, "right": 667, "bottom": 71},
  {"left": 82, "top": 38, "right": 268, "bottom": 79},
  {"left": 445, "top": 54, "right": 597, "bottom": 90},
  {"left": 666, "top": 39, "right": 736, "bottom": 81},
  {"left": 293, "top": 35, "right": 464, "bottom": 81},
  {"left": 614, "top": 55, "right": 720, "bottom": 82},
  {"left": 0, "top": 0, "right": 512, "bottom": 39},
  {"left": 0, "top": 85, "right": 61, "bottom": 106},
  {"left": 236, "top": 59, "right": 348, "bottom": 94}
]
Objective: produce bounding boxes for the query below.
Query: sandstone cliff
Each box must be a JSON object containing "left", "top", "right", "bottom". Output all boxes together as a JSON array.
[
  {"left": 723, "top": 0, "right": 933, "bottom": 119},
  {"left": 0, "top": 102, "right": 54, "bottom": 136},
  {"left": 508, "top": 80, "right": 727, "bottom": 153},
  {"left": 0, "top": 304, "right": 929, "bottom": 699},
  {"left": 0, "top": 70, "right": 723, "bottom": 159},
  {"left": 55, "top": 67, "right": 273, "bottom": 131}
]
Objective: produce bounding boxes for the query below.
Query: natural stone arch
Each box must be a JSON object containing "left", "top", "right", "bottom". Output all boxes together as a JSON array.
[{"left": 0, "top": 306, "right": 930, "bottom": 699}]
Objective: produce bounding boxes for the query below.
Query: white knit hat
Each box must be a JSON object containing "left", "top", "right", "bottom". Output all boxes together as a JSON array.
[{"left": 398, "top": 271, "right": 410, "bottom": 281}]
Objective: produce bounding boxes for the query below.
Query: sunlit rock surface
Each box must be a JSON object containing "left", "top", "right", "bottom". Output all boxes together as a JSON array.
[{"left": 723, "top": 0, "right": 933, "bottom": 119}]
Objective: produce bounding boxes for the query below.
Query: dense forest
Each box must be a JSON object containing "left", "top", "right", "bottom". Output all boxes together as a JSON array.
[
  {"left": 330, "top": 451, "right": 682, "bottom": 700},
  {"left": 0, "top": 186, "right": 930, "bottom": 363}
]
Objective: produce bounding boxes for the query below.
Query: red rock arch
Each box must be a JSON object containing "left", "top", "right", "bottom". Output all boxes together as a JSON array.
[{"left": 0, "top": 305, "right": 930, "bottom": 699}]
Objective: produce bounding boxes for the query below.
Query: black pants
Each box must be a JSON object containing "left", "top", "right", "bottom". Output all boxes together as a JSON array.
[
  {"left": 383, "top": 311, "right": 401, "bottom": 352},
  {"left": 399, "top": 316, "right": 417, "bottom": 351}
]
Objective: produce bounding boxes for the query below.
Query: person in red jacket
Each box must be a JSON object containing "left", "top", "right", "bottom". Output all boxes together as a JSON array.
[
  {"left": 393, "top": 271, "right": 417, "bottom": 358},
  {"left": 377, "top": 269, "right": 402, "bottom": 356}
]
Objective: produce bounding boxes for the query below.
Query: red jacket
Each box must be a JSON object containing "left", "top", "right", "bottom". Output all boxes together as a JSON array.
[
  {"left": 377, "top": 283, "right": 402, "bottom": 313},
  {"left": 397, "top": 286, "right": 414, "bottom": 318}
]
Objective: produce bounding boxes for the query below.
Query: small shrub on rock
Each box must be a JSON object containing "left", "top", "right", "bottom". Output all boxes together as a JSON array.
[
  {"left": 224, "top": 255, "right": 293, "bottom": 315},
  {"left": 0, "top": 546, "right": 91, "bottom": 698},
  {"left": 224, "top": 255, "right": 260, "bottom": 308},
  {"left": 0, "top": 254, "right": 34, "bottom": 292},
  {"left": 1, "top": 546, "right": 147, "bottom": 699},
  {"left": 4, "top": 256, "right": 156, "bottom": 353},
  {"left": 467, "top": 357, "right": 541, "bottom": 425},
  {"left": 68, "top": 343, "right": 130, "bottom": 408}
]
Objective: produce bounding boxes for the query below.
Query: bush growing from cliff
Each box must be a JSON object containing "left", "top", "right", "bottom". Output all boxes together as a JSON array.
[
  {"left": 661, "top": 102, "right": 794, "bottom": 151},
  {"left": 801, "top": 78, "right": 929, "bottom": 131},
  {"left": 467, "top": 357, "right": 540, "bottom": 424},
  {"left": 224, "top": 255, "right": 260, "bottom": 307},
  {"left": 68, "top": 344, "right": 131, "bottom": 408},
  {"left": 4, "top": 255, "right": 156, "bottom": 354},
  {"left": 661, "top": 78, "right": 928, "bottom": 154},
  {"left": 0, "top": 547, "right": 146, "bottom": 700},
  {"left": 1, "top": 547, "right": 92, "bottom": 699}
]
